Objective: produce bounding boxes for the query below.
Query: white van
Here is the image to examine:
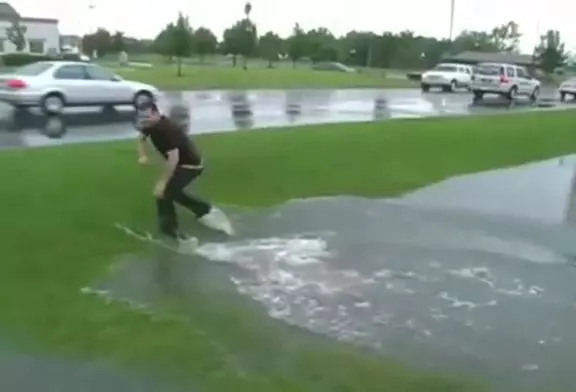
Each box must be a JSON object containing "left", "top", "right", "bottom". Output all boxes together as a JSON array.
[
  {"left": 470, "top": 62, "right": 540, "bottom": 102},
  {"left": 420, "top": 63, "right": 473, "bottom": 92}
]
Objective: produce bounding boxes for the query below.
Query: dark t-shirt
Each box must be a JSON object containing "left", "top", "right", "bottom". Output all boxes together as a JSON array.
[{"left": 141, "top": 116, "right": 202, "bottom": 166}]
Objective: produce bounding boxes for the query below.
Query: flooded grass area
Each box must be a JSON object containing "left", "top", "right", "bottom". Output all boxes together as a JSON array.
[{"left": 1, "top": 110, "right": 576, "bottom": 391}]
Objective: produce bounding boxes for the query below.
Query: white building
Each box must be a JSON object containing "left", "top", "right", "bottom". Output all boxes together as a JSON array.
[{"left": 0, "top": 2, "right": 59, "bottom": 55}]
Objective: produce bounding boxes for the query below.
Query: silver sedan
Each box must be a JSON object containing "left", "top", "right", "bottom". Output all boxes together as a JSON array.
[{"left": 0, "top": 61, "right": 159, "bottom": 114}]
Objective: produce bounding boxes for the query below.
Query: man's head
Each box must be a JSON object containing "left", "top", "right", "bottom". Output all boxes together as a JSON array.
[{"left": 138, "top": 101, "right": 162, "bottom": 127}]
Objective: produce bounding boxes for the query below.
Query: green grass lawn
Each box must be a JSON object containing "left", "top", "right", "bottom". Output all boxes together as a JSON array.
[
  {"left": 113, "top": 64, "right": 416, "bottom": 90},
  {"left": 2, "top": 110, "right": 576, "bottom": 391}
]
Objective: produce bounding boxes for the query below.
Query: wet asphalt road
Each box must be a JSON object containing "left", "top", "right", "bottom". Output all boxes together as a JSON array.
[{"left": 0, "top": 86, "right": 572, "bottom": 148}]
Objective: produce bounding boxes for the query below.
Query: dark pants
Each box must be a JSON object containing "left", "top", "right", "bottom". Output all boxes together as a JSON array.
[{"left": 156, "top": 167, "right": 211, "bottom": 239}]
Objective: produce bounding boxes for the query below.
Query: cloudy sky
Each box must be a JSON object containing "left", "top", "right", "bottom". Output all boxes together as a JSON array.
[{"left": 15, "top": 0, "right": 575, "bottom": 53}]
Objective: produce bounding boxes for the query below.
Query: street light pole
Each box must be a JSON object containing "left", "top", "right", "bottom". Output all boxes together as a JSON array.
[
  {"left": 243, "top": 2, "right": 254, "bottom": 70},
  {"left": 449, "top": 0, "right": 455, "bottom": 40},
  {"left": 88, "top": 3, "right": 97, "bottom": 58}
]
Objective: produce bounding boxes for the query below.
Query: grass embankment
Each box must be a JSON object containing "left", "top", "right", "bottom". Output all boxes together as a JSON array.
[
  {"left": 113, "top": 64, "right": 416, "bottom": 90},
  {"left": 1, "top": 110, "right": 575, "bottom": 392}
]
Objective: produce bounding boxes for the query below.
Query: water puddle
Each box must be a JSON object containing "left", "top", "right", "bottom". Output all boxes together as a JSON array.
[
  {"left": 0, "top": 347, "right": 184, "bottom": 392},
  {"left": 88, "top": 155, "right": 576, "bottom": 391}
]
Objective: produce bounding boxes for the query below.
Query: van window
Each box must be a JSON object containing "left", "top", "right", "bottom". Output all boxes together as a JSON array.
[
  {"left": 434, "top": 64, "right": 458, "bottom": 72},
  {"left": 476, "top": 64, "right": 503, "bottom": 76},
  {"left": 516, "top": 67, "right": 529, "bottom": 78}
]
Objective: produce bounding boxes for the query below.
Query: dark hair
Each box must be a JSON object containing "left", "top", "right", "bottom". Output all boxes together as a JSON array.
[{"left": 138, "top": 101, "right": 159, "bottom": 112}]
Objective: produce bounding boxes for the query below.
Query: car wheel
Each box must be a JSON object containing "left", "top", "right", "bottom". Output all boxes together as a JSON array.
[
  {"left": 133, "top": 91, "right": 153, "bottom": 109},
  {"left": 41, "top": 93, "right": 65, "bottom": 114},
  {"left": 506, "top": 86, "right": 518, "bottom": 102},
  {"left": 449, "top": 79, "right": 457, "bottom": 92},
  {"left": 421, "top": 84, "right": 430, "bottom": 93},
  {"left": 560, "top": 92, "right": 566, "bottom": 102},
  {"left": 529, "top": 87, "right": 540, "bottom": 103}
]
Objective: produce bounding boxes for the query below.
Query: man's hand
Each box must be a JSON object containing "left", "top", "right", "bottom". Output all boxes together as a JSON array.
[
  {"left": 138, "top": 155, "right": 149, "bottom": 165},
  {"left": 153, "top": 180, "right": 166, "bottom": 198}
]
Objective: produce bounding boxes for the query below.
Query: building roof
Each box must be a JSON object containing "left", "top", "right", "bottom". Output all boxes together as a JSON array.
[
  {"left": 0, "top": 2, "right": 57, "bottom": 23},
  {"left": 443, "top": 51, "right": 538, "bottom": 66},
  {"left": 0, "top": 2, "right": 19, "bottom": 17},
  {"left": 21, "top": 17, "right": 58, "bottom": 23}
]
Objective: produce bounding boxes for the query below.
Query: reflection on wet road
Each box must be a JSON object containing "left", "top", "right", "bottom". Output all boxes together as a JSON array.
[
  {"left": 0, "top": 87, "right": 571, "bottom": 148},
  {"left": 93, "top": 155, "right": 576, "bottom": 392}
]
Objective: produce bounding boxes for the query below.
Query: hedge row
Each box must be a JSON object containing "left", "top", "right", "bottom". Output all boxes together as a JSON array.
[{"left": 0, "top": 52, "right": 88, "bottom": 67}]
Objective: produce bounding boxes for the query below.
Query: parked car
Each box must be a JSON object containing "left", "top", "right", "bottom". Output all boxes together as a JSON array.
[
  {"left": 470, "top": 62, "right": 540, "bottom": 102},
  {"left": 0, "top": 61, "right": 158, "bottom": 114},
  {"left": 58, "top": 52, "right": 91, "bottom": 62},
  {"left": 420, "top": 63, "right": 473, "bottom": 92},
  {"left": 559, "top": 77, "right": 576, "bottom": 102}
]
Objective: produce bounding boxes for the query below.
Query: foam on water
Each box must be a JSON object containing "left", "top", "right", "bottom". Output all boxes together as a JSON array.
[
  {"left": 196, "top": 236, "right": 330, "bottom": 267},
  {"left": 196, "top": 234, "right": 365, "bottom": 317}
]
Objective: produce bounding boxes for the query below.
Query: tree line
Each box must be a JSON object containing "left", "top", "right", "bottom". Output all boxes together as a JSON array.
[{"left": 79, "top": 4, "right": 569, "bottom": 74}]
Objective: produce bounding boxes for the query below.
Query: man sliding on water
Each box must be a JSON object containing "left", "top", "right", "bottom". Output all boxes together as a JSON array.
[{"left": 136, "top": 101, "right": 233, "bottom": 252}]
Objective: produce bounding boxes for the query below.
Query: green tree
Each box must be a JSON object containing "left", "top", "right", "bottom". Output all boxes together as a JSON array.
[
  {"left": 222, "top": 19, "right": 257, "bottom": 69},
  {"left": 451, "top": 30, "right": 499, "bottom": 53},
  {"left": 306, "top": 27, "right": 338, "bottom": 63},
  {"left": 81, "top": 28, "right": 112, "bottom": 58},
  {"left": 152, "top": 23, "right": 174, "bottom": 59},
  {"left": 490, "top": 21, "right": 521, "bottom": 52},
  {"left": 5, "top": 18, "right": 26, "bottom": 52},
  {"left": 165, "top": 13, "right": 194, "bottom": 76},
  {"left": 258, "top": 31, "right": 283, "bottom": 67},
  {"left": 534, "top": 30, "right": 567, "bottom": 73},
  {"left": 342, "top": 31, "right": 377, "bottom": 67},
  {"left": 287, "top": 23, "right": 308, "bottom": 67},
  {"left": 123, "top": 37, "right": 152, "bottom": 54},
  {"left": 110, "top": 31, "right": 125, "bottom": 53},
  {"left": 388, "top": 30, "right": 423, "bottom": 69},
  {"left": 222, "top": 27, "right": 240, "bottom": 67},
  {"left": 193, "top": 27, "right": 217, "bottom": 63}
]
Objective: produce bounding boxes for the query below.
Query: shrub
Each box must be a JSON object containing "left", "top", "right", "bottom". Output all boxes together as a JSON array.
[{"left": 0, "top": 52, "right": 53, "bottom": 67}]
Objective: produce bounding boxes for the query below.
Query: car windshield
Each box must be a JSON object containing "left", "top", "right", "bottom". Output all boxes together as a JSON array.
[
  {"left": 434, "top": 65, "right": 457, "bottom": 72},
  {"left": 13, "top": 62, "right": 53, "bottom": 76},
  {"left": 475, "top": 64, "right": 502, "bottom": 76}
]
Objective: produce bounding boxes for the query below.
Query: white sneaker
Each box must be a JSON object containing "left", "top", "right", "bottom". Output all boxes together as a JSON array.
[
  {"left": 177, "top": 236, "right": 199, "bottom": 255},
  {"left": 198, "top": 207, "right": 235, "bottom": 236}
]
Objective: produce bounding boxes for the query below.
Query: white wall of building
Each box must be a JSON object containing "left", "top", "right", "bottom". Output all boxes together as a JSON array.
[{"left": 0, "top": 19, "right": 60, "bottom": 54}]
